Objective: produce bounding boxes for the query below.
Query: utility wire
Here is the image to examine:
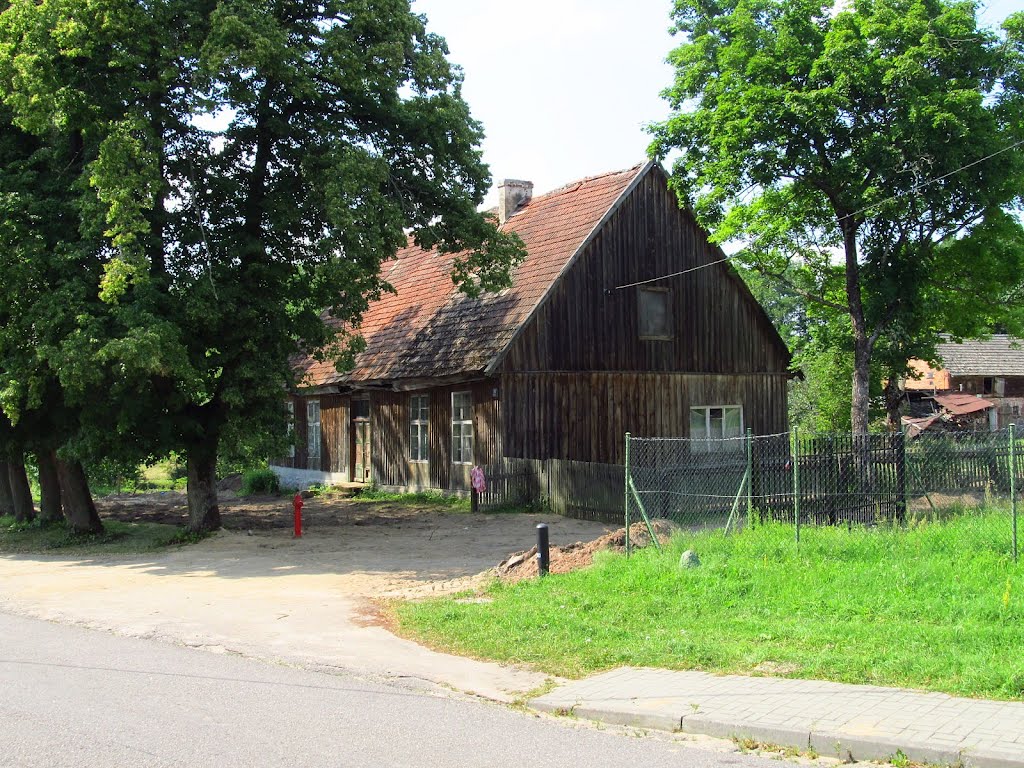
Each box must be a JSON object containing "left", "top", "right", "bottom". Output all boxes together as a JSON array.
[
  {"left": 610, "top": 138, "right": 1024, "bottom": 292},
  {"left": 613, "top": 254, "right": 739, "bottom": 290},
  {"left": 837, "top": 138, "right": 1024, "bottom": 223}
]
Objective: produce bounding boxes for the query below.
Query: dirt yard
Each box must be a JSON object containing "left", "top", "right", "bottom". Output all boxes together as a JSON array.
[
  {"left": 95, "top": 490, "right": 619, "bottom": 598},
  {"left": 96, "top": 488, "right": 435, "bottom": 532}
]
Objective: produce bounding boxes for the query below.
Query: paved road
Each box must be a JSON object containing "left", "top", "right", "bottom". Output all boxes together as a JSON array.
[{"left": 0, "top": 613, "right": 779, "bottom": 768}]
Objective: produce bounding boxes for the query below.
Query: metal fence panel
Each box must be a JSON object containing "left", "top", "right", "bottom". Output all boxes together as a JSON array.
[{"left": 625, "top": 427, "right": 1021, "bottom": 559}]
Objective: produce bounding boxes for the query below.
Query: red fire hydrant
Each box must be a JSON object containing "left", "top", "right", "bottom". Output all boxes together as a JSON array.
[{"left": 293, "top": 492, "right": 303, "bottom": 538}]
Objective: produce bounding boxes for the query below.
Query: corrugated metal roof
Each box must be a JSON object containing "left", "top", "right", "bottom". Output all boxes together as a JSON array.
[
  {"left": 295, "top": 164, "right": 647, "bottom": 387},
  {"left": 932, "top": 393, "right": 995, "bottom": 415},
  {"left": 902, "top": 414, "right": 939, "bottom": 437},
  {"left": 936, "top": 335, "right": 1024, "bottom": 377}
]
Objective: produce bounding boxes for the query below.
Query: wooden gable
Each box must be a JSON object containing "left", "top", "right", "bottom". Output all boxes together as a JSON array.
[{"left": 495, "top": 164, "right": 792, "bottom": 376}]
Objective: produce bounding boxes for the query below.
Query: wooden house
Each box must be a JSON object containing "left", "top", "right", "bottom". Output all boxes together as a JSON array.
[
  {"left": 906, "top": 335, "right": 1024, "bottom": 430},
  {"left": 272, "top": 162, "right": 793, "bottom": 494}
]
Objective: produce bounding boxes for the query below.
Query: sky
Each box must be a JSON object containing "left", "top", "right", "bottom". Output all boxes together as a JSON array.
[{"left": 411, "top": 0, "right": 1022, "bottom": 206}]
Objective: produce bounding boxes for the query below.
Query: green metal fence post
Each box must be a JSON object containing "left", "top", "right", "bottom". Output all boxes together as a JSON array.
[
  {"left": 792, "top": 427, "right": 801, "bottom": 546},
  {"left": 624, "top": 432, "right": 631, "bottom": 559},
  {"left": 746, "top": 428, "right": 754, "bottom": 528},
  {"left": 1011, "top": 424, "right": 1018, "bottom": 563}
]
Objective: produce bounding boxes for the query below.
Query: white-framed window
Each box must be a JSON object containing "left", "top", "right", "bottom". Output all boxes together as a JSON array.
[
  {"left": 410, "top": 394, "right": 429, "bottom": 463},
  {"left": 307, "top": 399, "right": 321, "bottom": 463},
  {"left": 286, "top": 400, "right": 295, "bottom": 458},
  {"left": 638, "top": 286, "right": 672, "bottom": 340},
  {"left": 451, "top": 391, "right": 473, "bottom": 465},
  {"left": 690, "top": 405, "right": 743, "bottom": 447}
]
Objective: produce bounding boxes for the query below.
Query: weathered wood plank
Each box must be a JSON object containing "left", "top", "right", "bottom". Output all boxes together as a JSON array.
[
  {"left": 500, "top": 371, "right": 788, "bottom": 464},
  {"left": 499, "top": 167, "right": 790, "bottom": 378}
]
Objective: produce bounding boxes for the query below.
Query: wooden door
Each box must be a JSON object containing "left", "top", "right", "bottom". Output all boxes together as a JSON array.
[{"left": 352, "top": 399, "right": 371, "bottom": 483}]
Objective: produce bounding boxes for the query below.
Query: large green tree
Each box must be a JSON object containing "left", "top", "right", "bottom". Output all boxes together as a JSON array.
[
  {"left": 739, "top": 213, "right": 1024, "bottom": 431},
  {"left": 0, "top": 92, "right": 109, "bottom": 532},
  {"left": 651, "top": 0, "right": 1024, "bottom": 433},
  {"left": 873, "top": 211, "right": 1024, "bottom": 427},
  {"left": 0, "top": 0, "right": 523, "bottom": 530},
  {"left": 739, "top": 261, "right": 863, "bottom": 431}
]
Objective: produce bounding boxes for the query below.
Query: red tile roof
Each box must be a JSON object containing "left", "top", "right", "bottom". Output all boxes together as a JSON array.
[{"left": 295, "top": 164, "right": 647, "bottom": 387}]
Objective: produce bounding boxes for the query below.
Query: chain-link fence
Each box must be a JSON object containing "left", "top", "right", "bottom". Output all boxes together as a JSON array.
[{"left": 625, "top": 427, "right": 1022, "bottom": 558}]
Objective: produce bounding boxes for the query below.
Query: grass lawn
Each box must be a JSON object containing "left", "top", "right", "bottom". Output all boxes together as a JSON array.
[
  {"left": 0, "top": 515, "right": 205, "bottom": 555},
  {"left": 138, "top": 460, "right": 188, "bottom": 491},
  {"left": 396, "top": 513, "right": 1024, "bottom": 700}
]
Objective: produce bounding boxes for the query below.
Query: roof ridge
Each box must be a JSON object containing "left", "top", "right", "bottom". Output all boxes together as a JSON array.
[
  {"left": 524, "top": 163, "right": 646, "bottom": 204},
  {"left": 940, "top": 333, "right": 1021, "bottom": 343},
  {"left": 296, "top": 161, "right": 653, "bottom": 387}
]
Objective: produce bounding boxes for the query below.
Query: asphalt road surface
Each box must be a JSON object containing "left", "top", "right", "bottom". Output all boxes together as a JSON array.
[{"left": 0, "top": 612, "right": 782, "bottom": 768}]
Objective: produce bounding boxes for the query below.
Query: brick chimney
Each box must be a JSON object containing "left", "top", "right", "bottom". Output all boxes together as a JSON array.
[{"left": 497, "top": 179, "right": 533, "bottom": 224}]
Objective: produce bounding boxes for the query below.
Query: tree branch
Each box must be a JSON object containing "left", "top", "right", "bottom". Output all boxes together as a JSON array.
[{"left": 754, "top": 265, "right": 849, "bottom": 314}]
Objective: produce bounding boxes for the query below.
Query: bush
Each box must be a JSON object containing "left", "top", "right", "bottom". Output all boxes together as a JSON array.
[
  {"left": 240, "top": 467, "right": 280, "bottom": 496},
  {"left": 86, "top": 457, "right": 144, "bottom": 495}
]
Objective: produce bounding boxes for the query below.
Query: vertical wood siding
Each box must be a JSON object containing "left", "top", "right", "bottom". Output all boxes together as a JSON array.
[
  {"left": 372, "top": 391, "right": 406, "bottom": 487},
  {"left": 365, "top": 381, "right": 502, "bottom": 491},
  {"left": 472, "top": 380, "right": 502, "bottom": 466},
  {"left": 319, "top": 394, "right": 346, "bottom": 473},
  {"left": 500, "top": 167, "right": 791, "bottom": 376},
  {"left": 429, "top": 387, "right": 451, "bottom": 490},
  {"left": 502, "top": 371, "right": 789, "bottom": 464},
  {"left": 280, "top": 394, "right": 349, "bottom": 476}
]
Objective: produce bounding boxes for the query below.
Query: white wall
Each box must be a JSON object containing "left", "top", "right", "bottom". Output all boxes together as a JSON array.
[{"left": 270, "top": 465, "right": 350, "bottom": 490}]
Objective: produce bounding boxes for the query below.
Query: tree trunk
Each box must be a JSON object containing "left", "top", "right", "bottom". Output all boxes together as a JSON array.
[
  {"left": 842, "top": 221, "right": 872, "bottom": 435},
  {"left": 883, "top": 377, "right": 905, "bottom": 432},
  {"left": 851, "top": 336, "right": 872, "bottom": 435},
  {"left": 0, "top": 461, "right": 14, "bottom": 518},
  {"left": 56, "top": 458, "right": 103, "bottom": 534},
  {"left": 8, "top": 455, "right": 35, "bottom": 523},
  {"left": 186, "top": 435, "right": 221, "bottom": 532},
  {"left": 37, "top": 449, "right": 64, "bottom": 524}
]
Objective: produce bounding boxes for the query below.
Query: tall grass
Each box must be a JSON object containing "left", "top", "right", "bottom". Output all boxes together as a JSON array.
[{"left": 397, "top": 512, "right": 1024, "bottom": 699}]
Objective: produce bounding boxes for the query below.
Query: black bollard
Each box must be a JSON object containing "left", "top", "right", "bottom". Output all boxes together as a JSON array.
[{"left": 536, "top": 523, "right": 550, "bottom": 577}]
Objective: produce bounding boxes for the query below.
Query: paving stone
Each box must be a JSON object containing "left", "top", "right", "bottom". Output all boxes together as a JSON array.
[{"left": 531, "top": 668, "right": 1024, "bottom": 768}]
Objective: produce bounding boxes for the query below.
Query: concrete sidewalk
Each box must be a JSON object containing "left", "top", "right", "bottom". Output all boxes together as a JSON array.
[{"left": 532, "top": 667, "right": 1024, "bottom": 767}]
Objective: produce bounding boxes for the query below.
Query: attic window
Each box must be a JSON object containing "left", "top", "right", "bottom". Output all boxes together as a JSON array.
[{"left": 638, "top": 287, "right": 672, "bottom": 340}]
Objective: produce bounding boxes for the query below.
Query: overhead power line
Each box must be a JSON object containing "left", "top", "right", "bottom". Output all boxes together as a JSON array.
[
  {"left": 838, "top": 138, "right": 1024, "bottom": 223},
  {"left": 610, "top": 138, "right": 1024, "bottom": 292},
  {"left": 612, "top": 255, "right": 739, "bottom": 291}
]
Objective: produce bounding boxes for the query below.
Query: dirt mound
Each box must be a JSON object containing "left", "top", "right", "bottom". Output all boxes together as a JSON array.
[
  {"left": 217, "top": 474, "right": 244, "bottom": 492},
  {"left": 495, "top": 519, "right": 675, "bottom": 583}
]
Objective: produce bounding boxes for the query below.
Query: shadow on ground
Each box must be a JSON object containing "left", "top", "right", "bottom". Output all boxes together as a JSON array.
[{"left": 10, "top": 494, "right": 616, "bottom": 595}]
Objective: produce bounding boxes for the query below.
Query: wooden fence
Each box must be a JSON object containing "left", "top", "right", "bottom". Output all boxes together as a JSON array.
[{"left": 478, "top": 457, "right": 625, "bottom": 524}]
